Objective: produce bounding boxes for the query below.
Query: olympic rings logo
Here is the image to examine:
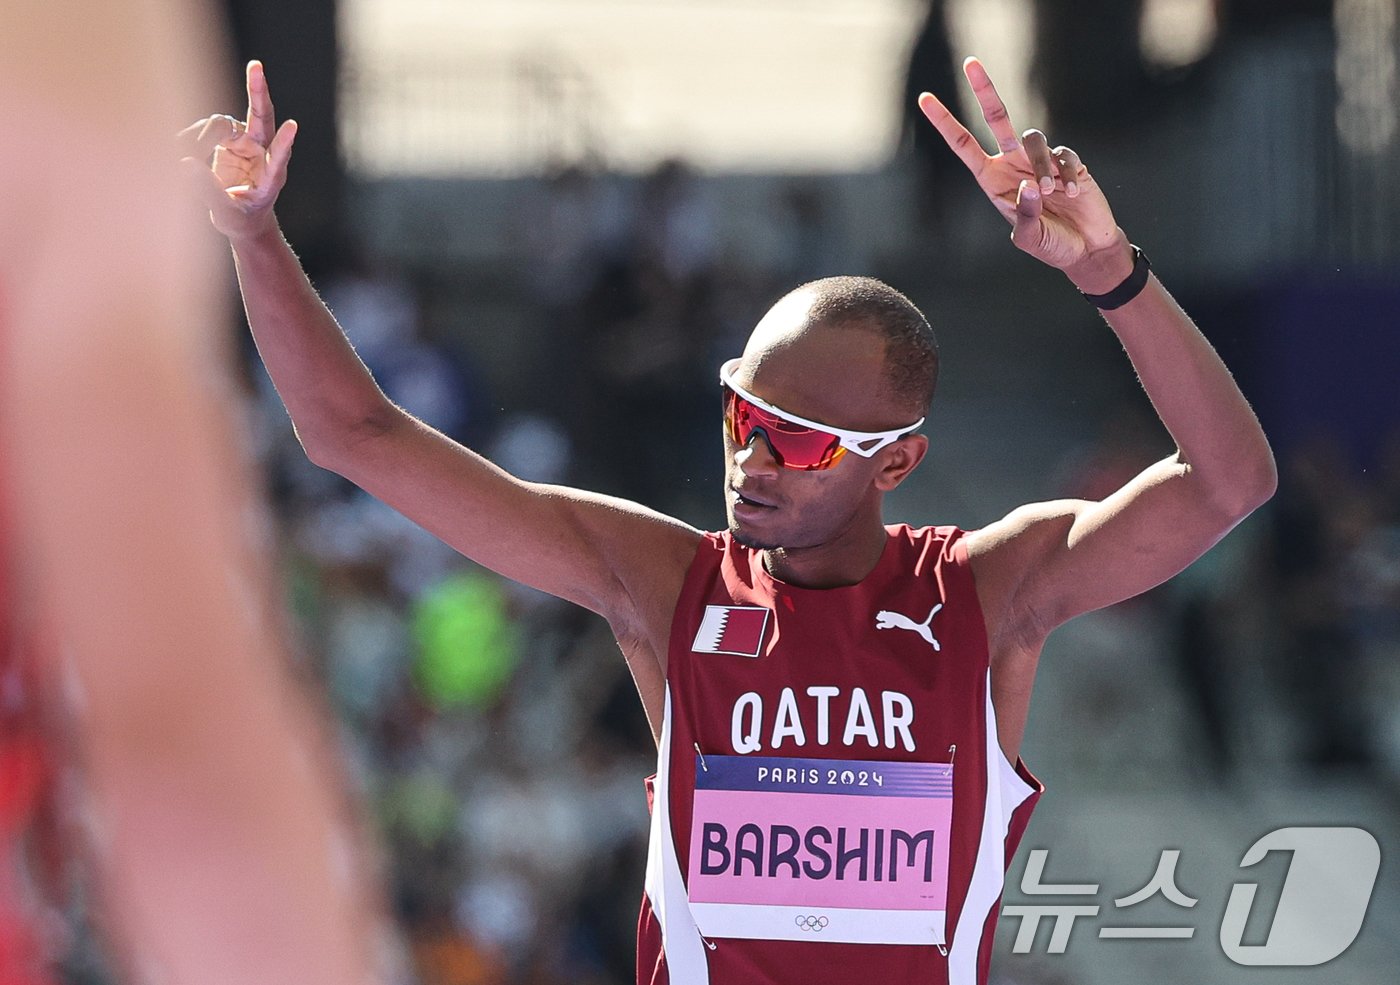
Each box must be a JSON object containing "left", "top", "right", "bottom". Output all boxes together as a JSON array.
[{"left": 795, "top": 915, "right": 829, "bottom": 932}]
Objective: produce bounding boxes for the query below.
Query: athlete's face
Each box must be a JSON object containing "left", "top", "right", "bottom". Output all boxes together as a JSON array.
[{"left": 722, "top": 291, "right": 928, "bottom": 551}]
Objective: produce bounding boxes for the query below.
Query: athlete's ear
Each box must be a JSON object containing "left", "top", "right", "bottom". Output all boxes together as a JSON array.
[{"left": 872, "top": 433, "right": 928, "bottom": 492}]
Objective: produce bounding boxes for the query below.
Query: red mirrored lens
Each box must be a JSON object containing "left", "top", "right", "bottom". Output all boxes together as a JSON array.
[{"left": 723, "top": 388, "right": 844, "bottom": 470}]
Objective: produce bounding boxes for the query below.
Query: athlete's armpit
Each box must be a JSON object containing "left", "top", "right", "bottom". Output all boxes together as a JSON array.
[{"left": 965, "top": 452, "right": 1261, "bottom": 642}]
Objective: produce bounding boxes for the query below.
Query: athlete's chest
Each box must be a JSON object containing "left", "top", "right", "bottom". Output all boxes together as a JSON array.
[
  {"left": 662, "top": 556, "right": 991, "bottom": 952},
  {"left": 671, "top": 569, "right": 986, "bottom": 761}
]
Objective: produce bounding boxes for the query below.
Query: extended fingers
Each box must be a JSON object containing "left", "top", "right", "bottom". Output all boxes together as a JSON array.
[
  {"left": 245, "top": 60, "right": 276, "bottom": 145},
  {"left": 963, "top": 56, "right": 1020, "bottom": 154},
  {"left": 917, "top": 91, "right": 987, "bottom": 175},
  {"left": 266, "top": 119, "right": 299, "bottom": 183}
]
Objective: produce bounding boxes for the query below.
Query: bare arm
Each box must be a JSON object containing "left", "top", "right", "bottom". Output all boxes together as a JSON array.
[
  {"left": 181, "top": 63, "right": 701, "bottom": 681},
  {"left": 965, "top": 277, "right": 1274, "bottom": 760},
  {"left": 2, "top": 6, "right": 386, "bottom": 981},
  {"left": 918, "top": 58, "right": 1275, "bottom": 753},
  {"left": 971, "top": 272, "right": 1275, "bottom": 633}
]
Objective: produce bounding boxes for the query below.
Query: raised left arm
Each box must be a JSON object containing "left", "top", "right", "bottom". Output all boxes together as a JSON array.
[
  {"left": 920, "top": 58, "right": 1276, "bottom": 639},
  {"left": 967, "top": 272, "right": 1276, "bottom": 638}
]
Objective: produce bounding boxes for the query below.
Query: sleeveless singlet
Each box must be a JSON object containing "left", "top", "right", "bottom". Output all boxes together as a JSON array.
[{"left": 637, "top": 524, "right": 1042, "bottom": 985}]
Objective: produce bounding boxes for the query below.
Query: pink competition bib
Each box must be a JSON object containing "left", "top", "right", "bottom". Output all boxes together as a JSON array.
[{"left": 686, "top": 755, "right": 953, "bottom": 945}]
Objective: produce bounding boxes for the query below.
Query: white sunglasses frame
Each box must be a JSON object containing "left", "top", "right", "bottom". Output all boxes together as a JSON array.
[{"left": 719, "top": 358, "right": 924, "bottom": 461}]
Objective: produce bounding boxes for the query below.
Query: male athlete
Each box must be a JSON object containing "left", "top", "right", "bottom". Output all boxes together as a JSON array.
[{"left": 183, "top": 56, "right": 1275, "bottom": 985}]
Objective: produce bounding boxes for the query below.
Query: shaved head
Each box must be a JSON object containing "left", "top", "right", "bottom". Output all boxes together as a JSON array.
[{"left": 752, "top": 276, "right": 939, "bottom": 420}]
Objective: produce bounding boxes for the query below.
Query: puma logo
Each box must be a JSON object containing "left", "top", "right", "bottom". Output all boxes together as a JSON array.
[{"left": 875, "top": 603, "right": 943, "bottom": 651}]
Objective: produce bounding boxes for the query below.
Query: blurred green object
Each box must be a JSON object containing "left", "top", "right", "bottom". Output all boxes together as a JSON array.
[
  {"left": 384, "top": 769, "right": 460, "bottom": 848},
  {"left": 412, "top": 571, "right": 520, "bottom": 708}
]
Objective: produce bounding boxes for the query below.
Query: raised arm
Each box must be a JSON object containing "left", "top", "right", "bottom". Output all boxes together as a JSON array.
[
  {"left": 180, "top": 63, "right": 701, "bottom": 717},
  {"left": 917, "top": 59, "right": 1276, "bottom": 749}
]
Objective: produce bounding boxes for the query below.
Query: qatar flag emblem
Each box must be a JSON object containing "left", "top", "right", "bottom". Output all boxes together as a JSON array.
[{"left": 691, "top": 605, "right": 771, "bottom": 658}]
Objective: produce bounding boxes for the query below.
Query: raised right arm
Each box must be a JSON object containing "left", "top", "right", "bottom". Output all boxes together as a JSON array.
[
  {"left": 234, "top": 226, "right": 701, "bottom": 614},
  {"left": 181, "top": 64, "right": 702, "bottom": 686}
]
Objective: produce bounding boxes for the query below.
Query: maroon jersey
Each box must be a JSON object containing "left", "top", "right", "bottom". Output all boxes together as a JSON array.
[{"left": 638, "top": 524, "right": 1041, "bottom": 985}]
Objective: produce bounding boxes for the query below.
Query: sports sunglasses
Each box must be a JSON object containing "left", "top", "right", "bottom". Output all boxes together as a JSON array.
[{"left": 720, "top": 358, "right": 924, "bottom": 471}]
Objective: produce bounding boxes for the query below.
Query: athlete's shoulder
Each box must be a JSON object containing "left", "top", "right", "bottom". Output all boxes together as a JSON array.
[
  {"left": 687, "top": 528, "right": 745, "bottom": 577},
  {"left": 885, "top": 521, "right": 969, "bottom": 540},
  {"left": 884, "top": 522, "right": 973, "bottom": 565},
  {"left": 696, "top": 528, "right": 734, "bottom": 562}
]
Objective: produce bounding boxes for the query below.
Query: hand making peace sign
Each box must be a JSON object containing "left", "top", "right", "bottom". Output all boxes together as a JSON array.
[
  {"left": 177, "top": 60, "right": 297, "bottom": 242},
  {"left": 919, "top": 57, "right": 1132, "bottom": 292}
]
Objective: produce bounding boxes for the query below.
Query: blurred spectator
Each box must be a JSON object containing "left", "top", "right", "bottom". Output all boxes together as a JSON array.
[
  {"left": 632, "top": 158, "right": 717, "bottom": 286},
  {"left": 900, "top": 0, "right": 963, "bottom": 225},
  {"left": 488, "top": 413, "right": 574, "bottom": 486},
  {"left": 1217, "top": 0, "right": 1335, "bottom": 41},
  {"left": 1031, "top": 0, "right": 1154, "bottom": 131},
  {"left": 523, "top": 163, "right": 630, "bottom": 311},
  {"left": 321, "top": 249, "right": 480, "bottom": 444},
  {"left": 772, "top": 180, "right": 844, "bottom": 285},
  {"left": 1263, "top": 436, "right": 1377, "bottom": 768}
]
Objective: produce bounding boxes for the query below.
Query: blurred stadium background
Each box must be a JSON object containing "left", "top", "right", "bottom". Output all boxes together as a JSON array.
[{"left": 67, "top": 1, "right": 1400, "bottom": 982}]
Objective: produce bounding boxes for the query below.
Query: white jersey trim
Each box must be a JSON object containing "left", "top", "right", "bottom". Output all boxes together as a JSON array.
[
  {"left": 644, "top": 686, "right": 712, "bottom": 984},
  {"left": 946, "top": 670, "right": 1036, "bottom": 985},
  {"left": 691, "top": 902, "right": 946, "bottom": 945}
]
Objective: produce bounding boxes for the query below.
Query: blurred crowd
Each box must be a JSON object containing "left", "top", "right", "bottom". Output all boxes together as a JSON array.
[{"left": 1053, "top": 402, "right": 1400, "bottom": 786}]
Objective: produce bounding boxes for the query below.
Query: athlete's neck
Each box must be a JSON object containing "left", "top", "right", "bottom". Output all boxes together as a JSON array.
[{"left": 761, "top": 520, "right": 888, "bottom": 589}]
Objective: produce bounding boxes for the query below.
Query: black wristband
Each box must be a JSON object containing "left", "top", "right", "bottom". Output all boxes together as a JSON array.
[{"left": 1080, "top": 245, "right": 1151, "bottom": 310}]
